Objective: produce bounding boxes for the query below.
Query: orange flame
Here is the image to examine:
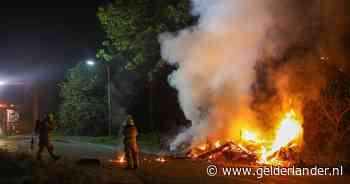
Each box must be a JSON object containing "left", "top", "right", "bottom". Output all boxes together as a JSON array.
[
  {"left": 260, "top": 109, "right": 303, "bottom": 164},
  {"left": 198, "top": 144, "right": 207, "bottom": 151},
  {"left": 117, "top": 155, "right": 126, "bottom": 163},
  {"left": 214, "top": 140, "right": 221, "bottom": 148},
  {"left": 242, "top": 130, "right": 259, "bottom": 143},
  {"left": 110, "top": 154, "right": 126, "bottom": 164},
  {"left": 191, "top": 108, "right": 303, "bottom": 166},
  {"left": 156, "top": 157, "right": 166, "bottom": 163}
]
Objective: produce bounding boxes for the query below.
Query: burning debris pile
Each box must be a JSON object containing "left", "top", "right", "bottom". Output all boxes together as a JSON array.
[
  {"left": 156, "top": 0, "right": 341, "bottom": 166},
  {"left": 159, "top": 0, "right": 349, "bottom": 166},
  {"left": 185, "top": 109, "right": 303, "bottom": 166},
  {"left": 187, "top": 141, "right": 257, "bottom": 164}
]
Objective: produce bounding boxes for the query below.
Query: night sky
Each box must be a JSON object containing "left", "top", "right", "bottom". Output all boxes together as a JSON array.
[{"left": 0, "top": 3, "right": 107, "bottom": 117}]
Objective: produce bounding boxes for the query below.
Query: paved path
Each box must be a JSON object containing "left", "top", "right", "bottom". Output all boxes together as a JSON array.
[
  {"left": 1, "top": 135, "right": 144, "bottom": 184},
  {"left": 1, "top": 135, "right": 349, "bottom": 184}
]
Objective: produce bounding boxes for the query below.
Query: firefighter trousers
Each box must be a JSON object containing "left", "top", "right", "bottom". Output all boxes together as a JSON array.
[
  {"left": 36, "top": 142, "right": 57, "bottom": 160},
  {"left": 124, "top": 144, "right": 139, "bottom": 169}
]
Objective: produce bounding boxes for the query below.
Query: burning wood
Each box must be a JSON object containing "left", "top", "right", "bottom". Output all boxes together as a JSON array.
[
  {"left": 214, "top": 140, "right": 221, "bottom": 148},
  {"left": 186, "top": 109, "right": 303, "bottom": 167},
  {"left": 187, "top": 141, "right": 257, "bottom": 164}
]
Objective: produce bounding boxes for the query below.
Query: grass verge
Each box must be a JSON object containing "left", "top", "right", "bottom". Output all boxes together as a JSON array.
[{"left": 53, "top": 133, "right": 162, "bottom": 152}]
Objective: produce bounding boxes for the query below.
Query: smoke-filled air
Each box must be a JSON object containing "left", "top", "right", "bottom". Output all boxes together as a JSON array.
[{"left": 159, "top": 0, "right": 348, "bottom": 151}]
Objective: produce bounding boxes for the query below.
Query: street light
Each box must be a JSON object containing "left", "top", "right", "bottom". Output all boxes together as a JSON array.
[
  {"left": 86, "top": 60, "right": 112, "bottom": 136},
  {"left": 86, "top": 60, "right": 96, "bottom": 66},
  {"left": 0, "top": 81, "right": 6, "bottom": 86}
]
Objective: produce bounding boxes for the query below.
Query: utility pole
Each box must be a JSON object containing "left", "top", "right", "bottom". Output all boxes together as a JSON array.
[
  {"left": 106, "top": 65, "right": 112, "bottom": 136},
  {"left": 148, "top": 72, "right": 154, "bottom": 132},
  {"left": 86, "top": 60, "right": 112, "bottom": 136}
]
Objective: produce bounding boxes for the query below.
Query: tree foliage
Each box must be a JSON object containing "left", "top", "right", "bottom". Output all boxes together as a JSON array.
[
  {"left": 303, "top": 73, "right": 350, "bottom": 163},
  {"left": 95, "top": 0, "right": 193, "bottom": 133},
  {"left": 97, "top": 0, "right": 192, "bottom": 71},
  {"left": 58, "top": 62, "right": 108, "bottom": 136}
]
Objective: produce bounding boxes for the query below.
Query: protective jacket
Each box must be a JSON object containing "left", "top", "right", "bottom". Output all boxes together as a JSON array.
[
  {"left": 35, "top": 118, "right": 55, "bottom": 146},
  {"left": 122, "top": 123, "right": 139, "bottom": 168}
]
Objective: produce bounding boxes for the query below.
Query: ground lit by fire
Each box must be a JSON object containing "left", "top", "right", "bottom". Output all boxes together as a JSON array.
[{"left": 108, "top": 109, "right": 304, "bottom": 167}]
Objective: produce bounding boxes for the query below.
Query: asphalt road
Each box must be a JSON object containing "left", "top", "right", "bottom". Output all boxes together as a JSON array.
[{"left": 1, "top": 135, "right": 349, "bottom": 184}]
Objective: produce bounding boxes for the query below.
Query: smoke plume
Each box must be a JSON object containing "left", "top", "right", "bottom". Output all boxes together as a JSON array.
[{"left": 159, "top": 0, "right": 348, "bottom": 151}]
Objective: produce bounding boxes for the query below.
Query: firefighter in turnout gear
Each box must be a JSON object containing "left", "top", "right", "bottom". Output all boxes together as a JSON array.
[
  {"left": 35, "top": 114, "right": 61, "bottom": 161},
  {"left": 122, "top": 115, "right": 140, "bottom": 169}
]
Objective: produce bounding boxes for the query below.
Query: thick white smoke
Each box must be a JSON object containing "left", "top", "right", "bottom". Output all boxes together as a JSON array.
[{"left": 159, "top": 0, "right": 275, "bottom": 150}]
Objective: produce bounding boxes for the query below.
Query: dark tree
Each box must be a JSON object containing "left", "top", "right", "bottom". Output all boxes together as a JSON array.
[
  {"left": 58, "top": 62, "right": 108, "bottom": 136},
  {"left": 303, "top": 73, "right": 350, "bottom": 163},
  {"left": 97, "top": 0, "right": 193, "bottom": 134}
]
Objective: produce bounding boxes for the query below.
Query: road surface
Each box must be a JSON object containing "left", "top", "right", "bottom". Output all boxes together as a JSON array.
[{"left": 0, "top": 135, "right": 349, "bottom": 184}]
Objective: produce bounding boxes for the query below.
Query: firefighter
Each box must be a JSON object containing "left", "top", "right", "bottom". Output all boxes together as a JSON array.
[
  {"left": 35, "top": 114, "right": 61, "bottom": 161},
  {"left": 122, "top": 115, "right": 140, "bottom": 169}
]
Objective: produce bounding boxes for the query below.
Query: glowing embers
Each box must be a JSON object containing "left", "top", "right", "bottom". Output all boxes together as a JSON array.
[
  {"left": 110, "top": 154, "right": 126, "bottom": 164},
  {"left": 188, "top": 109, "right": 303, "bottom": 166},
  {"left": 155, "top": 157, "right": 166, "bottom": 163},
  {"left": 117, "top": 155, "right": 126, "bottom": 163}
]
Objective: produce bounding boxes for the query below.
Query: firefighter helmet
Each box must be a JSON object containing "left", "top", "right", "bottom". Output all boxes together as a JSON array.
[{"left": 127, "top": 115, "right": 135, "bottom": 126}]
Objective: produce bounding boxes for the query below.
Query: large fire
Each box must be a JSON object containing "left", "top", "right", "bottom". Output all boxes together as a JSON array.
[
  {"left": 265, "top": 110, "right": 302, "bottom": 156},
  {"left": 242, "top": 130, "right": 259, "bottom": 143},
  {"left": 189, "top": 109, "right": 303, "bottom": 166},
  {"left": 258, "top": 109, "right": 303, "bottom": 165}
]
